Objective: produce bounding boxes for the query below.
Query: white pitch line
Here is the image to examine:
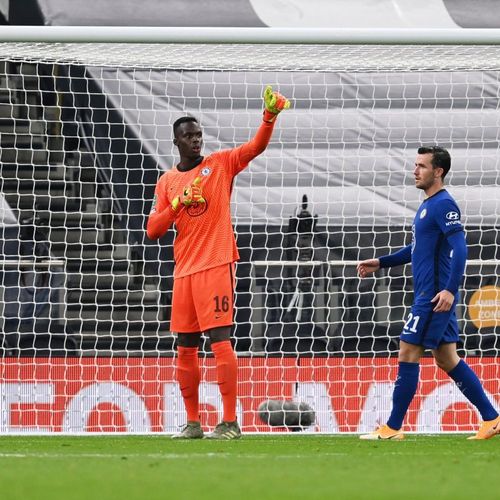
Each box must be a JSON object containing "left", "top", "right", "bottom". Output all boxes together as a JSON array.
[
  {"left": 0, "top": 451, "right": 494, "bottom": 459},
  {"left": 0, "top": 452, "right": 351, "bottom": 459}
]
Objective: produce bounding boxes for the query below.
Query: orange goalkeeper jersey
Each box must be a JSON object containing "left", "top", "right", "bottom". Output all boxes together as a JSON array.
[{"left": 147, "top": 119, "right": 275, "bottom": 278}]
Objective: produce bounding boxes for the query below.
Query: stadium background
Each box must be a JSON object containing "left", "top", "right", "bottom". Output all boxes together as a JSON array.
[{"left": 0, "top": 0, "right": 499, "bottom": 434}]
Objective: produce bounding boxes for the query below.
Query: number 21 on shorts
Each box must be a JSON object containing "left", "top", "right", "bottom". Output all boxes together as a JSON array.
[{"left": 403, "top": 312, "right": 420, "bottom": 334}]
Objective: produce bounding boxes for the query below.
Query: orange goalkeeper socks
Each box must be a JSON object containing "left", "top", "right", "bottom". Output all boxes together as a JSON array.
[
  {"left": 176, "top": 346, "right": 201, "bottom": 422},
  {"left": 211, "top": 340, "right": 238, "bottom": 422}
]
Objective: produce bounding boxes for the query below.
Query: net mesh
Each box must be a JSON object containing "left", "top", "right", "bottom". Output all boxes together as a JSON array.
[{"left": 0, "top": 41, "right": 498, "bottom": 434}]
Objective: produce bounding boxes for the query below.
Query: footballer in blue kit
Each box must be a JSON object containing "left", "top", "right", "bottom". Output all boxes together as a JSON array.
[
  {"left": 393, "top": 188, "right": 465, "bottom": 349},
  {"left": 357, "top": 146, "right": 500, "bottom": 440}
]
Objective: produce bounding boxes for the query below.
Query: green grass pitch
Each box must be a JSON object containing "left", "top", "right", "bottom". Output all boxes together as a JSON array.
[{"left": 0, "top": 435, "right": 499, "bottom": 499}]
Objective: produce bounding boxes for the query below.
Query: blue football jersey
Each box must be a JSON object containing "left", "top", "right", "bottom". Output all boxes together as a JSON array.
[{"left": 411, "top": 189, "right": 465, "bottom": 304}]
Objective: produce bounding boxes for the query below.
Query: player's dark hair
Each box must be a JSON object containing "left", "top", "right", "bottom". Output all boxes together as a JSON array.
[
  {"left": 418, "top": 146, "right": 451, "bottom": 179},
  {"left": 173, "top": 116, "right": 198, "bottom": 137}
]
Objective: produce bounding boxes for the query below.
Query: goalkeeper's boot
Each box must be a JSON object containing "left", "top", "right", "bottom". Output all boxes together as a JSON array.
[
  {"left": 171, "top": 421, "right": 204, "bottom": 439},
  {"left": 359, "top": 424, "right": 404, "bottom": 440},
  {"left": 205, "top": 421, "right": 242, "bottom": 440},
  {"left": 467, "top": 415, "right": 500, "bottom": 440}
]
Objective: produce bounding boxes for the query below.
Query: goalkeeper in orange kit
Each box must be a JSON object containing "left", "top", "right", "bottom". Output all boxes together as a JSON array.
[{"left": 147, "top": 86, "right": 290, "bottom": 439}]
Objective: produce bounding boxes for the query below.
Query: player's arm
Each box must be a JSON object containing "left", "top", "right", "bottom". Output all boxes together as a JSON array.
[
  {"left": 358, "top": 244, "right": 412, "bottom": 278},
  {"left": 146, "top": 180, "right": 176, "bottom": 240},
  {"left": 229, "top": 86, "right": 290, "bottom": 174},
  {"left": 146, "top": 177, "right": 205, "bottom": 240},
  {"left": 378, "top": 245, "right": 412, "bottom": 268},
  {"left": 431, "top": 200, "right": 466, "bottom": 312},
  {"left": 431, "top": 230, "right": 467, "bottom": 312}
]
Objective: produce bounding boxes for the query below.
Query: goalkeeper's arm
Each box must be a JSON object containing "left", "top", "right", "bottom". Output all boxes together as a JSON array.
[
  {"left": 146, "top": 177, "right": 205, "bottom": 240},
  {"left": 232, "top": 86, "right": 290, "bottom": 168},
  {"left": 146, "top": 199, "right": 177, "bottom": 240}
]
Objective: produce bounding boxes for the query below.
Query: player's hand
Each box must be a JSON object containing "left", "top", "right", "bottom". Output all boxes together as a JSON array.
[
  {"left": 431, "top": 290, "right": 454, "bottom": 312},
  {"left": 263, "top": 85, "right": 290, "bottom": 122},
  {"left": 357, "top": 259, "right": 380, "bottom": 278},
  {"left": 180, "top": 177, "right": 206, "bottom": 206},
  {"left": 171, "top": 177, "right": 206, "bottom": 211}
]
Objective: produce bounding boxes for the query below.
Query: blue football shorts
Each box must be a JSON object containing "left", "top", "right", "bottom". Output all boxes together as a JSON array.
[{"left": 399, "top": 302, "right": 460, "bottom": 349}]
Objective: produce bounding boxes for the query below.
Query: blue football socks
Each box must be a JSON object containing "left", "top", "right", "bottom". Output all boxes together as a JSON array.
[
  {"left": 387, "top": 361, "right": 420, "bottom": 431},
  {"left": 448, "top": 359, "right": 499, "bottom": 421}
]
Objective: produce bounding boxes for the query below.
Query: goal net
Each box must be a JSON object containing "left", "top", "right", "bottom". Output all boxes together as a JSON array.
[{"left": 0, "top": 36, "right": 499, "bottom": 434}]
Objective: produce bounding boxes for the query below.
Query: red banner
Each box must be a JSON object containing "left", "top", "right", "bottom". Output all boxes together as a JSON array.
[{"left": 1, "top": 357, "right": 499, "bottom": 433}]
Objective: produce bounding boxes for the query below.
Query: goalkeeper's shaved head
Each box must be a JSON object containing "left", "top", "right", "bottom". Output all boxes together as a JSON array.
[{"left": 173, "top": 116, "right": 199, "bottom": 138}]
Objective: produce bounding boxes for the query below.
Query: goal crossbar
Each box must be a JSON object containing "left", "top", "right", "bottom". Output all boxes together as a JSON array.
[{"left": 2, "top": 26, "right": 500, "bottom": 45}]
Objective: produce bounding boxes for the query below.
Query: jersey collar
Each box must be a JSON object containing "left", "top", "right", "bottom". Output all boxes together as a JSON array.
[{"left": 423, "top": 188, "right": 446, "bottom": 202}]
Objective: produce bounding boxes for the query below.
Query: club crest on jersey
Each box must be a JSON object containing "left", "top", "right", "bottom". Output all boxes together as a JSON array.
[
  {"left": 187, "top": 200, "right": 208, "bottom": 217},
  {"left": 200, "top": 167, "right": 211, "bottom": 177},
  {"left": 420, "top": 208, "right": 427, "bottom": 219}
]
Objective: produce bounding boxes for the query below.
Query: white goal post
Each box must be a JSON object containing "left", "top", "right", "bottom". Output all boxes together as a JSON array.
[{"left": 0, "top": 27, "right": 499, "bottom": 434}]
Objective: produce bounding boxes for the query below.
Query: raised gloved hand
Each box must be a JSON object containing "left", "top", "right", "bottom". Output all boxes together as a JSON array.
[
  {"left": 171, "top": 177, "right": 206, "bottom": 211},
  {"left": 263, "top": 85, "right": 290, "bottom": 123}
]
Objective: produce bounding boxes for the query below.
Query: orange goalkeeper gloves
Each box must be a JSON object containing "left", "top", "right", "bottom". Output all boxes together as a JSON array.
[
  {"left": 171, "top": 177, "right": 206, "bottom": 211},
  {"left": 263, "top": 85, "right": 290, "bottom": 123}
]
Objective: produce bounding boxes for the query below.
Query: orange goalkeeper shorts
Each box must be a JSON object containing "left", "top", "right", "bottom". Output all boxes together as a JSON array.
[{"left": 170, "top": 263, "right": 235, "bottom": 333}]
